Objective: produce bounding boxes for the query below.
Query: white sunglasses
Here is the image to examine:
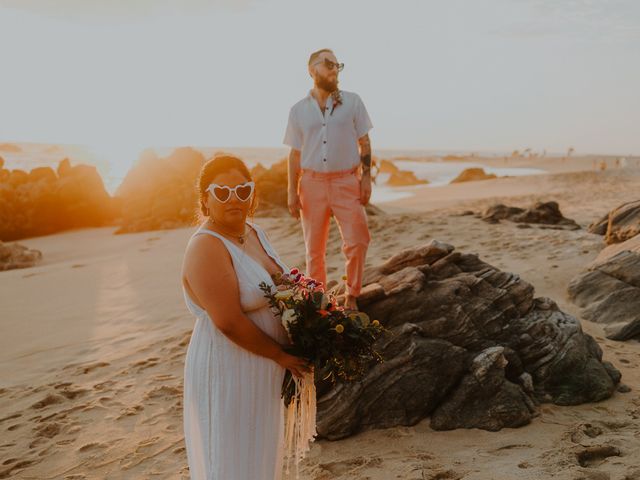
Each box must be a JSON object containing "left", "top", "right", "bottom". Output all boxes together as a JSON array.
[{"left": 207, "top": 181, "right": 255, "bottom": 203}]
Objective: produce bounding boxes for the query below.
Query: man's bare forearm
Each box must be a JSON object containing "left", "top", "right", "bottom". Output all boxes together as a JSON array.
[
  {"left": 358, "top": 134, "right": 371, "bottom": 175},
  {"left": 287, "top": 149, "right": 301, "bottom": 194}
]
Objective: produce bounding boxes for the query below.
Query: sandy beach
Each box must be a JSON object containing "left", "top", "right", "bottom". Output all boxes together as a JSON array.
[{"left": 2, "top": 158, "right": 640, "bottom": 479}]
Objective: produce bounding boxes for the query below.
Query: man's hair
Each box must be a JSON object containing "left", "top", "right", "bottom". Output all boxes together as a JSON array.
[{"left": 308, "top": 48, "right": 334, "bottom": 66}]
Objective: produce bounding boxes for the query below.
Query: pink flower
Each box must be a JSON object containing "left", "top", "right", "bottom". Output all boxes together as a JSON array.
[{"left": 290, "top": 268, "right": 299, "bottom": 275}]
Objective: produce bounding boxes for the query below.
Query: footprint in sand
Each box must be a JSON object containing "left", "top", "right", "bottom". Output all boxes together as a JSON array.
[
  {"left": 131, "top": 357, "right": 160, "bottom": 372},
  {"left": 425, "top": 470, "right": 465, "bottom": 480},
  {"left": 576, "top": 445, "right": 621, "bottom": 468},
  {"left": 67, "top": 361, "right": 110, "bottom": 375},
  {"left": 119, "top": 436, "right": 162, "bottom": 470},
  {"left": 22, "top": 272, "right": 43, "bottom": 278},
  {"left": 98, "top": 396, "right": 123, "bottom": 407},
  {"left": 116, "top": 404, "right": 144, "bottom": 420},
  {"left": 92, "top": 380, "right": 116, "bottom": 391},
  {"left": 34, "top": 422, "right": 61, "bottom": 439},
  {"left": 0, "top": 413, "right": 21, "bottom": 424},
  {"left": 0, "top": 459, "right": 35, "bottom": 479},
  {"left": 144, "top": 385, "right": 182, "bottom": 400},
  {"left": 77, "top": 441, "right": 109, "bottom": 453},
  {"left": 54, "top": 384, "right": 89, "bottom": 400},
  {"left": 30, "top": 393, "right": 66, "bottom": 410},
  {"left": 318, "top": 456, "right": 383, "bottom": 476},
  {"left": 487, "top": 443, "right": 534, "bottom": 455}
]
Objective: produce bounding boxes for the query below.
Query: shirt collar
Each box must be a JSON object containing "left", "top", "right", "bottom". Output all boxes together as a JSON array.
[{"left": 308, "top": 89, "right": 333, "bottom": 108}]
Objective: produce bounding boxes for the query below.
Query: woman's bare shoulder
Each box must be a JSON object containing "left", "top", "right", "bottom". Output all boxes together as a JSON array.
[{"left": 184, "top": 231, "right": 231, "bottom": 268}]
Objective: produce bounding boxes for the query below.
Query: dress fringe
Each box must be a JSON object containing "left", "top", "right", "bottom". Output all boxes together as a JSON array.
[{"left": 283, "top": 371, "right": 317, "bottom": 479}]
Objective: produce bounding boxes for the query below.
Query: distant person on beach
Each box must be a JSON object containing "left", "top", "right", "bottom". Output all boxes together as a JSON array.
[{"left": 283, "top": 48, "right": 373, "bottom": 311}]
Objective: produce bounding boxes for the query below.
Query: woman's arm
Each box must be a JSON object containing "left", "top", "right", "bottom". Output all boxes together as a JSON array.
[{"left": 183, "top": 234, "right": 309, "bottom": 377}]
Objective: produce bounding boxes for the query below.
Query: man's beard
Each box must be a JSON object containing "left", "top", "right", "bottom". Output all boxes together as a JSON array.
[{"left": 316, "top": 74, "right": 338, "bottom": 93}]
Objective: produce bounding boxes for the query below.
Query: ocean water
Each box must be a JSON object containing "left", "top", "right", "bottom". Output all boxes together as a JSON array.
[{"left": 1, "top": 144, "right": 546, "bottom": 203}]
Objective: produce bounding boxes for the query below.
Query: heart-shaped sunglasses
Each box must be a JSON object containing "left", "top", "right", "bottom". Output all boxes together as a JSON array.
[{"left": 206, "top": 181, "right": 255, "bottom": 203}]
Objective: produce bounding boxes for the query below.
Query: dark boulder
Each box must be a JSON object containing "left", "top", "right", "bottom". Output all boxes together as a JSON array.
[
  {"left": 318, "top": 241, "right": 619, "bottom": 438},
  {"left": 568, "top": 235, "right": 640, "bottom": 341},
  {"left": 482, "top": 201, "right": 580, "bottom": 230},
  {"left": 588, "top": 200, "right": 640, "bottom": 244}
]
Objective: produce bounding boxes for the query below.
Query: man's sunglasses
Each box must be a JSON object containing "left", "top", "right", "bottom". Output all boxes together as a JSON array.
[
  {"left": 207, "top": 181, "right": 255, "bottom": 203},
  {"left": 313, "top": 58, "right": 344, "bottom": 72}
]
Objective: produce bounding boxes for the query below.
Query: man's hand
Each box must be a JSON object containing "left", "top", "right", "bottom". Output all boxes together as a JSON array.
[
  {"left": 288, "top": 190, "right": 301, "bottom": 218},
  {"left": 360, "top": 173, "right": 372, "bottom": 205}
]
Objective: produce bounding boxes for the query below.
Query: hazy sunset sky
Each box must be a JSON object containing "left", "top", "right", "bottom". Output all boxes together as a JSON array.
[{"left": 1, "top": 0, "right": 639, "bottom": 161}]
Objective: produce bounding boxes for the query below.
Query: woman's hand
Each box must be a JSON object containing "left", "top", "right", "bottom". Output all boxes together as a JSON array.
[{"left": 275, "top": 350, "right": 312, "bottom": 378}]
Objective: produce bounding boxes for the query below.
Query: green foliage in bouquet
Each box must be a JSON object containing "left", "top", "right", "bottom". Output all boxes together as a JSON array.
[{"left": 260, "top": 268, "right": 386, "bottom": 406}]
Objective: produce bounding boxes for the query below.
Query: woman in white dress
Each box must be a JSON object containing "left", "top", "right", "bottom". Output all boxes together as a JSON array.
[{"left": 181, "top": 155, "right": 311, "bottom": 480}]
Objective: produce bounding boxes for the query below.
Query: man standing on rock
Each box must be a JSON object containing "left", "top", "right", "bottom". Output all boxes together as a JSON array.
[{"left": 283, "top": 48, "right": 373, "bottom": 311}]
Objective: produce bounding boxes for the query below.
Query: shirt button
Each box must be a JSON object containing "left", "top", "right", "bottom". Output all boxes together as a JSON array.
[
  {"left": 323, "top": 158, "right": 327, "bottom": 162},
  {"left": 323, "top": 140, "right": 326, "bottom": 144},
  {"left": 322, "top": 123, "right": 326, "bottom": 126}
]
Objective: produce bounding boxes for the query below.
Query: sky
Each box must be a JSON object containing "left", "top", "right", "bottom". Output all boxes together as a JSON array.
[{"left": 0, "top": 0, "right": 639, "bottom": 166}]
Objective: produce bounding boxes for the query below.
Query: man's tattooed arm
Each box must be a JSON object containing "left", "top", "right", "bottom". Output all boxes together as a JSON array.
[{"left": 358, "top": 134, "right": 371, "bottom": 175}]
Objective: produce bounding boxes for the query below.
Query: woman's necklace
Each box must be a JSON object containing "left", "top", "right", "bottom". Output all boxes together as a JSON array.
[{"left": 209, "top": 220, "right": 248, "bottom": 244}]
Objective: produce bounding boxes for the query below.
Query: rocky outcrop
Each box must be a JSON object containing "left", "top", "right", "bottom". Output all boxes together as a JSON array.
[
  {"left": 115, "top": 148, "right": 206, "bottom": 233},
  {"left": 378, "top": 159, "right": 399, "bottom": 174},
  {"left": 318, "top": 241, "right": 619, "bottom": 439},
  {"left": 252, "top": 159, "right": 288, "bottom": 214},
  {"left": 450, "top": 167, "right": 496, "bottom": 183},
  {"left": 0, "top": 143, "right": 22, "bottom": 153},
  {"left": 0, "top": 159, "right": 117, "bottom": 241},
  {"left": 588, "top": 200, "right": 640, "bottom": 245},
  {"left": 568, "top": 234, "right": 640, "bottom": 341},
  {"left": 386, "top": 170, "right": 428, "bottom": 187},
  {"left": 0, "top": 241, "right": 42, "bottom": 270},
  {"left": 482, "top": 201, "right": 580, "bottom": 230}
]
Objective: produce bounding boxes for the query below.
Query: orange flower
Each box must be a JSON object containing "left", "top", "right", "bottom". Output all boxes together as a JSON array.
[{"left": 318, "top": 309, "right": 330, "bottom": 317}]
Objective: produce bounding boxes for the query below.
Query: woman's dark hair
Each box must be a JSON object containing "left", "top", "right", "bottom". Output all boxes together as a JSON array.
[{"left": 197, "top": 154, "right": 258, "bottom": 221}]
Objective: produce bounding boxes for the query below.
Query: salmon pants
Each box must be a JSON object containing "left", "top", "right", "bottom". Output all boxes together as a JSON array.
[{"left": 298, "top": 167, "right": 371, "bottom": 297}]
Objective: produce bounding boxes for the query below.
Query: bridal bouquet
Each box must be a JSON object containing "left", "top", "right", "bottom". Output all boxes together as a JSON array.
[
  {"left": 259, "top": 268, "right": 385, "bottom": 406},
  {"left": 260, "top": 268, "right": 385, "bottom": 476}
]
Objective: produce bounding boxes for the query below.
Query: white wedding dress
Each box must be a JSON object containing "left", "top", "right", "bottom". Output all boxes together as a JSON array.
[{"left": 182, "top": 222, "right": 290, "bottom": 480}]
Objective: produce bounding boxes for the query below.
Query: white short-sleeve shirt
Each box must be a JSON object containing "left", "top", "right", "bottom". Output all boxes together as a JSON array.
[{"left": 283, "top": 90, "right": 373, "bottom": 172}]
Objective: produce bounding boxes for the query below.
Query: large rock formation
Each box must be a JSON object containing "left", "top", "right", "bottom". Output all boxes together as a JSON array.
[
  {"left": 482, "top": 201, "right": 580, "bottom": 230},
  {"left": 318, "top": 241, "right": 620, "bottom": 439},
  {"left": 588, "top": 200, "right": 640, "bottom": 245},
  {"left": 0, "top": 159, "right": 117, "bottom": 241},
  {"left": 0, "top": 241, "right": 42, "bottom": 270},
  {"left": 568, "top": 234, "right": 640, "bottom": 341},
  {"left": 386, "top": 170, "right": 428, "bottom": 187},
  {"left": 450, "top": 167, "right": 496, "bottom": 183},
  {"left": 377, "top": 159, "right": 399, "bottom": 174},
  {"left": 115, "top": 148, "right": 206, "bottom": 233},
  {"left": 252, "top": 159, "right": 288, "bottom": 214}
]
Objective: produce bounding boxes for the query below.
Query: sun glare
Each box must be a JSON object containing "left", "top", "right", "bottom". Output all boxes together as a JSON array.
[{"left": 85, "top": 141, "right": 145, "bottom": 193}]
